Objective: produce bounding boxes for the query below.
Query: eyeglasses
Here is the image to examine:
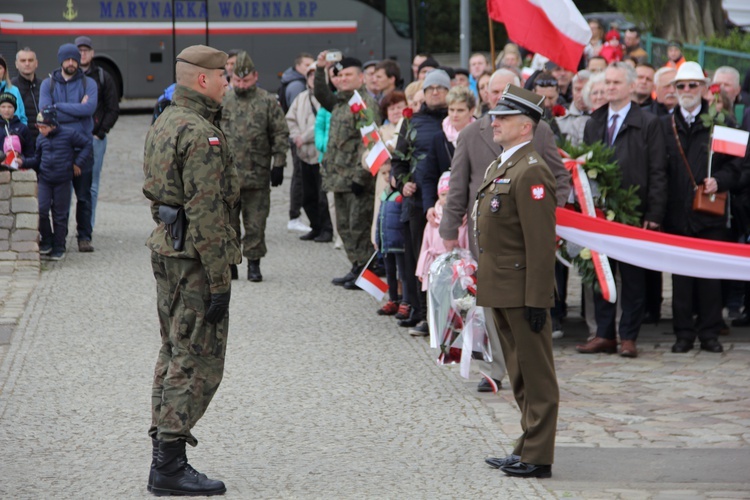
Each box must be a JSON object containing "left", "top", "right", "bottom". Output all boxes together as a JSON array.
[
  {"left": 534, "top": 78, "right": 558, "bottom": 88},
  {"left": 424, "top": 86, "right": 447, "bottom": 93},
  {"left": 675, "top": 82, "right": 702, "bottom": 90}
]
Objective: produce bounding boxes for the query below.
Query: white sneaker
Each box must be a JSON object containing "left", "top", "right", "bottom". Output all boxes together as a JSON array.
[
  {"left": 551, "top": 329, "right": 564, "bottom": 339},
  {"left": 287, "top": 217, "right": 311, "bottom": 233}
]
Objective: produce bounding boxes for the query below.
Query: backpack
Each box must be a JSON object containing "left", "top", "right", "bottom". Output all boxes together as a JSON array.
[
  {"left": 276, "top": 73, "right": 305, "bottom": 114},
  {"left": 277, "top": 80, "right": 292, "bottom": 114}
]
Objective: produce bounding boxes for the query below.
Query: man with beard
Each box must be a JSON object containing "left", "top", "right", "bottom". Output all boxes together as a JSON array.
[
  {"left": 221, "top": 51, "right": 289, "bottom": 282},
  {"left": 661, "top": 62, "right": 740, "bottom": 353},
  {"left": 39, "top": 43, "right": 97, "bottom": 253}
]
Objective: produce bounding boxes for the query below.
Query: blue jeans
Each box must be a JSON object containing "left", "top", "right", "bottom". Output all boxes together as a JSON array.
[
  {"left": 38, "top": 179, "right": 73, "bottom": 253},
  {"left": 90, "top": 135, "right": 107, "bottom": 229}
]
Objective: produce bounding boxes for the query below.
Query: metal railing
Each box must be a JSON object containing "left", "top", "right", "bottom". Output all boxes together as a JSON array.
[{"left": 643, "top": 34, "right": 750, "bottom": 77}]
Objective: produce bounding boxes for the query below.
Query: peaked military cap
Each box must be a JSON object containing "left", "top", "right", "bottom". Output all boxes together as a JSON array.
[
  {"left": 489, "top": 84, "right": 545, "bottom": 123},
  {"left": 233, "top": 51, "right": 255, "bottom": 78},
  {"left": 176, "top": 45, "right": 227, "bottom": 70}
]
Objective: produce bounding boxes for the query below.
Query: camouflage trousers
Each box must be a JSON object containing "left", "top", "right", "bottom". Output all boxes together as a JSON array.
[
  {"left": 334, "top": 190, "right": 374, "bottom": 267},
  {"left": 149, "top": 252, "right": 230, "bottom": 446},
  {"left": 231, "top": 187, "right": 270, "bottom": 260}
]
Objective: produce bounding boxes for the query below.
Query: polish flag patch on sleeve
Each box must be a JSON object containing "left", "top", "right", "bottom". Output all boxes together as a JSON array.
[
  {"left": 208, "top": 137, "right": 220, "bottom": 146},
  {"left": 531, "top": 184, "right": 545, "bottom": 200}
]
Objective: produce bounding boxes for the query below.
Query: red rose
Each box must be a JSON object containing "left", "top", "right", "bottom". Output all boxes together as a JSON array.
[
  {"left": 350, "top": 103, "right": 363, "bottom": 114},
  {"left": 709, "top": 83, "right": 721, "bottom": 95},
  {"left": 402, "top": 107, "right": 414, "bottom": 119},
  {"left": 552, "top": 105, "right": 567, "bottom": 117}
]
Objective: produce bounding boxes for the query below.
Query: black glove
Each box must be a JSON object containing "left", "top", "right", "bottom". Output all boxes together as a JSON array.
[
  {"left": 205, "top": 291, "right": 231, "bottom": 324},
  {"left": 524, "top": 307, "right": 547, "bottom": 333},
  {"left": 351, "top": 181, "right": 365, "bottom": 196},
  {"left": 270, "top": 166, "right": 284, "bottom": 187}
]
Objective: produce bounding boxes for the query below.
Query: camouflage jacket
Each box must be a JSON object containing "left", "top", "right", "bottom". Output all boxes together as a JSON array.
[
  {"left": 221, "top": 86, "right": 289, "bottom": 189},
  {"left": 313, "top": 67, "right": 381, "bottom": 192},
  {"left": 143, "top": 85, "right": 241, "bottom": 294}
]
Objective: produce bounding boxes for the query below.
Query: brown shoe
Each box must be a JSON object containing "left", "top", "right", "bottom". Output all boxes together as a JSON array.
[
  {"left": 78, "top": 240, "right": 94, "bottom": 252},
  {"left": 620, "top": 340, "right": 638, "bottom": 358},
  {"left": 576, "top": 337, "right": 617, "bottom": 354}
]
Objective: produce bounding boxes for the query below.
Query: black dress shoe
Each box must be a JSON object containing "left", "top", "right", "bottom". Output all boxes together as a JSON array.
[
  {"left": 314, "top": 231, "right": 333, "bottom": 243},
  {"left": 477, "top": 378, "right": 502, "bottom": 392},
  {"left": 398, "top": 310, "right": 420, "bottom": 328},
  {"left": 671, "top": 339, "right": 693, "bottom": 353},
  {"left": 332, "top": 270, "right": 357, "bottom": 286},
  {"left": 700, "top": 338, "right": 724, "bottom": 353},
  {"left": 342, "top": 279, "right": 361, "bottom": 290},
  {"left": 485, "top": 454, "right": 520, "bottom": 469},
  {"left": 731, "top": 313, "right": 750, "bottom": 327},
  {"left": 300, "top": 230, "right": 320, "bottom": 241},
  {"left": 500, "top": 461, "right": 552, "bottom": 478}
]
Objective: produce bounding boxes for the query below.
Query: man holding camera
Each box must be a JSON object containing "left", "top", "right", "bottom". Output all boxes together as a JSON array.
[{"left": 314, "top": 50, "right": 381, "bottom": 288}]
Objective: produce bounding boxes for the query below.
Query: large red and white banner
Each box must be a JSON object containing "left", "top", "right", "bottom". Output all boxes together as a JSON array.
[
  {"left": 556, "top": 208, "right": 750, "bottom": 280},
  {"left": 486, "top": 0, "right": 592, "bottom": 72}
]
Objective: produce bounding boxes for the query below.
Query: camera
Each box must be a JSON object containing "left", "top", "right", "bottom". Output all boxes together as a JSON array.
[{"left": 325, "top": 50, "right": 343, "bottom": 62}]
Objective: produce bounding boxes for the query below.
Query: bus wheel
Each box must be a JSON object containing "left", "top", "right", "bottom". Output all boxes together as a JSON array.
[{"left": 96, "top": 59, "right": 123, "bottom": 101}]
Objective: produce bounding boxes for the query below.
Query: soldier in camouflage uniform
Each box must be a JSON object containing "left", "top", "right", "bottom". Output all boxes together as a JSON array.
[
  {"left": 221, "top": 51, "right": 289, "bottom": 282},
  {"left": 143, "top": 45, "right": 240, "bottom": 497},
  {"left": 313, "top": 52, "right": 381, "bottom": 287}
]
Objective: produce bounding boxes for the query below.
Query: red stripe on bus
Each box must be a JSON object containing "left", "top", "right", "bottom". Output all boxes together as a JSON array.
[{"left": 0, "top": 27, "right": 356, "bottom": 36}]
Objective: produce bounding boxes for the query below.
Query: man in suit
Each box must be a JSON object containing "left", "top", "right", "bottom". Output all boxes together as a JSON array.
[
  {"left": 479, "top": 85, "right": 558, "bottom": 479},
  {"left": 576, "top": 62, "right": 667, "bottom": 358},
  {"left": 440, "top": 68, "right": 570, "bottom": 392}
]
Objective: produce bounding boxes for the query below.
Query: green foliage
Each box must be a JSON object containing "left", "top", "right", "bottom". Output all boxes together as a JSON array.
[
  {"left": 606, "top": 0, "right": 666, "bottom": 31},
  {"left": 704, "top": 29, "right": 750, "bottom": 53},
  {"left": 558, "top": 140, "right": 642, "bottom": 289}
]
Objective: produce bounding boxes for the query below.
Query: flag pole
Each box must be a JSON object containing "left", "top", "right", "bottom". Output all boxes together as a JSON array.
[{"left": 488, "top": 15, "right": 496, "bottom": 71}]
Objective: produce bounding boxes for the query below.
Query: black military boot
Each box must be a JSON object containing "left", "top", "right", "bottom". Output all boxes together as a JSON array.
[
  {"left": 151, "top": 440, "right": 226, "bottom": 496},
  {"left": 332, "top": 265, "right": 361, "bottom": 286},
  {"left": 230, "top": 264, "right": 238, "bottom": 280},
  {"left": 147, "top": 438, "right": 158, "bottom": 492},
  {"left": 247, "top": 260, "right": 262, "bottom": 282}
]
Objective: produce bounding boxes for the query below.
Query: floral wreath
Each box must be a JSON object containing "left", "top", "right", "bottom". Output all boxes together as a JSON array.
[{"left": 558, "top": 140, "right": 642, "bottom": 289}]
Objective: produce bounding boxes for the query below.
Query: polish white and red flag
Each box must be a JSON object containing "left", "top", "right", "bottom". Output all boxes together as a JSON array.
[
  {"left": 355, "top": 252, "right": 389, "bottom": 300},
  {"left": 486, "top": 0, "right": 592, "bottom": 72},
  {"left": 348, "top": 90, "right": 392, "bottom": 175},
  {"left": 711, "top": 125, "right": 749, "bottom": 157},
  {"left": 556, "top": 208, "right": 750, "bottom": 280}
]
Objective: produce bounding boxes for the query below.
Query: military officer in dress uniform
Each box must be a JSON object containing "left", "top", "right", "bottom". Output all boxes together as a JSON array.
[
  {"left": 143, "top": 44, "right": 240, "bottom": 496},
  {"left": 478, "top": 85, "right": 559, "bottom": 479}
]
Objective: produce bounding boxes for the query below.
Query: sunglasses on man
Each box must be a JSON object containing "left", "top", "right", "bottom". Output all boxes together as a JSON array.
[{"left": 675, "top": 82, "right": 702, "bottom": 90}]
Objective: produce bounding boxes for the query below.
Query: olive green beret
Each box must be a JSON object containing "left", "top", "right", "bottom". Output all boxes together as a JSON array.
[
  {"left": 233, "top": 51, "right": 255, "bottom": 78},
  {"left": 176, "top": 45, "right": 227, "bottom": 70}
]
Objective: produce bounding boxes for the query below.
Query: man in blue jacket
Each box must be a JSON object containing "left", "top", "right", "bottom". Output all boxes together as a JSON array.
[{"left": 39, "top": 43, "right": 98, "bottom": 253}]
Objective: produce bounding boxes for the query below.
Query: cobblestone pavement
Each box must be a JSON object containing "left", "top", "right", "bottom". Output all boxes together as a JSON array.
[{"left": 1, "top": 115, "right": 749, "bottom": 499}]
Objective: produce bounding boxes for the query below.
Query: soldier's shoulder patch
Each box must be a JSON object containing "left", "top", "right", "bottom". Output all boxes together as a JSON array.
[
  {"left": 531, "top": 184, "right": 545, "bottom": 200},
  {"left": 528, "top": 155, "right": 538, "bottom": 164},
  {"left": 208, "top": 137, "right": 221, "bottom": 146}
]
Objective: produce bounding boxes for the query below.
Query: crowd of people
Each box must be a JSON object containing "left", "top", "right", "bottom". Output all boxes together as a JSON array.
[{"left": 0, "top": 39, "right": 120, "bottom": 259}]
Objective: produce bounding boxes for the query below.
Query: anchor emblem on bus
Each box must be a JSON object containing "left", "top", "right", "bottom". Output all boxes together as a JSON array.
[{"left": 63, "top": 0, "right": 78, "bottom": 21}]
